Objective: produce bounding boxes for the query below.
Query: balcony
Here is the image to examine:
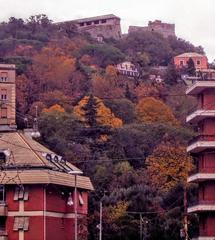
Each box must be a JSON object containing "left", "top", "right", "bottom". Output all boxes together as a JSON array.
[
  {"left": 188, "top": 200, "right": 215, "bottom": 213},
  {"left": 0, "top": 230, "right": 7, "bottom": 240},
  {"left": 188, "top": 168, "right": 215, "bottom": 183},
  {"left": 187, "top": 135, "right": 215, "bottom": 153},
  {"left": 186, "top": 109, "right": 215, "bottom": 124},
  {"left": 186, "top": 80, "right": 215, "bottom": 95},
  {"left": 192, "top": 237, "right": 215, "bottom": 240}
]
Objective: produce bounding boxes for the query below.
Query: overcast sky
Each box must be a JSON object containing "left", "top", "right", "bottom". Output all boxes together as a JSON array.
[{"left": 0, "top": 0, "right": 214, "bottom": 61}]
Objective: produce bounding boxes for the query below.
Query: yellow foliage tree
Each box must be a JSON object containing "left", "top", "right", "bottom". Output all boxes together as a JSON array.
[
  {"left": 109, "top": 201, "right": 129, "bottom": 222},
  {"left": 136, "top": 97, "right": 179, "bottom": 126},
  {"left": 146, "top": 143, "right": 193, "bottom": 192},
  {"left": 43, "top": 104, "right": 65, "bottom": 113},
  {"left": 74, "top": 96, "right": 123, "bottom": 128}
]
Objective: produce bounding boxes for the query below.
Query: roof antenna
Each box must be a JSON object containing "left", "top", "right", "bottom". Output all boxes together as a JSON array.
[{"left": 31, "top": 105, "right": 41, "bottom": 138}]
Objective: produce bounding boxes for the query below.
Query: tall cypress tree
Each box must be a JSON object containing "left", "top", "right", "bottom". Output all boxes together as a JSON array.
[
  {"left": 186, "top": 58, "right": 196, "bottom": 76},
  {"left": 81, "top": 94, "right": 98, "bottom": 127}
]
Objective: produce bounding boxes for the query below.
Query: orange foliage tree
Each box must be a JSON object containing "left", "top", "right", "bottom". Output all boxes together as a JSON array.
[
  {"left": 92, "top": 65, "right": 124, "bottom": 98},
  {"left": 146, "top": 143, "right": 193, "bottom": 192},
  {"left": 43, "top": 104, "right": 65, "bottom": 114},
  {"left": 136, "top": 97, "right": 179, "bottom": 126},
  {"left": 74, "top": 96, "right": 123, "bottom": 128},
  {"left": 31, "top": 46, "right": 76, "bottom": 92}
]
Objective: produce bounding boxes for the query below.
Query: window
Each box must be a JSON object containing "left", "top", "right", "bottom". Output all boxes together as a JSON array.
[
  {"left": 86, "top": 21, "right": 92, "bottom": 26},
  {"left": 13, "top": 217, "right": 29, "bottom": 231},
  {"left": 0, "top": 217, "right": 6, "bottom": 233},
  {"left": 197, "top": 60, "right": 201, "bottom": 65},
  {"left": 0, "top": 89, "right": 7, "bottom": 100},
  {"left": 14, "top": 186, "right": 29, "bottom": 201},
  {"left": 94, "top": 20, "right": 99, "bottom": 24},
  {"left": 179, "top": 60, "right": 184, "bottom": 66},
  {"left": 0, "top": 107, "right": 7, "bottom": 119},
  {"left": 0, "top": 185, "right": 5, "bottom": 203},
  {"left": 0, "top": 152, "right": 6, "bottom": 163},
  {"left": 101, "top": 19, "right": 107, "bottom": 24},
  {"left": 202, "top": 185, "right": 205, "bottom": 200},
  {"left": 0, "top": 73, "right": 8, "bottom": 82},
  {"left": 79, "top": 23, "right": 84, "bottom": 27}
]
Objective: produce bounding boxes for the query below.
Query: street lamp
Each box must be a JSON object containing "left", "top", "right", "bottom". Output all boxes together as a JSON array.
[{"left": 68, "top": 170, "right": 83, "bottom": 240}]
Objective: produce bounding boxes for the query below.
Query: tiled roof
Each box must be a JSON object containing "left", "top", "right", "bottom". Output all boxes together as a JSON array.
[
  {"left": 175, "top": 52, "right": 205, "bottom": 58},
  {"left": 0, "top": 170, "right": 94, "bottom": 190},
  {"left": 0, "top": 131, "right": 93, "bottom": 190}
]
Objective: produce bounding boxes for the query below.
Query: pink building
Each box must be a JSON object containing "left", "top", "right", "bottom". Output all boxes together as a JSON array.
[{"left": 174, "top": 52, "right": 208, "bottom": 70}]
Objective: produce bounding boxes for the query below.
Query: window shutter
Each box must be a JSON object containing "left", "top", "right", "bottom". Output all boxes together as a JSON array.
[
  {"left": 18, "top": 187, "right": 24, "bottom": 200},
  {"left": 13, "top": 217, "right": 29, "bottom": 231},
  {"left": 79, "top": 193, "right": 84, "bottom": 205},
  {"left": 23, "top": 187, "right": 29, "bottom": 201},
  {"left": 23, "top": 217, "right": 29, "bottom": 231},
  {"left": 13, "top": 217, "right": 19, "bottom": 231},
  {"left": 14, "top": 187, "right": 19, "bottom": 201}
]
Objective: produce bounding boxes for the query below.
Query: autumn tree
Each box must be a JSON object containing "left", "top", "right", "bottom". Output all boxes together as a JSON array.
[
  {"left": 30, "top": 46, "right": 76, "bottom": 93},
  {"left": 40, "top": 90, "right": 72, "bottom": 111},
  {"left": 43, "top": 104, "right": 65, "bottom": 114},
  {"left": 146, "top": 143, "right": 193, "bottom": 192},
  {"left": 74, "top": 96, "right": 123, "bottom": 128},
  {"left": 136, "top": 97, "right": 179, "bottom": 126},
  {"left": 92, "top": 66, "right": 124, "bottom": 98},
  {"left": 134, "top": 83, "right": 159, "bottom": 101}
]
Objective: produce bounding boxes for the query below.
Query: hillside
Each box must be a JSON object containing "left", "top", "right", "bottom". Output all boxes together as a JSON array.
[{"left": 0, "top": 14, "right": 202, "bottom": 240}]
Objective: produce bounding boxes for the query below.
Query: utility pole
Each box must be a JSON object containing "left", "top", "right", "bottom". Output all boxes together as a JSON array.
[
  {"left": 99, "top": 200, "right": 103, "bottom": 240},
  {"left": 184, "top": 185, "right": 188, "bottom": 240},
  {"left": 140, "top": 214, "right": 143, "bottom": 240}
]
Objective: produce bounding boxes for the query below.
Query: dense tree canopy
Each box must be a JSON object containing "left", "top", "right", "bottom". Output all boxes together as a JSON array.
[{"left": 0, "top": 13, "right": 202, "bottom": 240}]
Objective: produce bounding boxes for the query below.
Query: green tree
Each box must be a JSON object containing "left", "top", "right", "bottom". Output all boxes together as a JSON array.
[
  {"left": 81, "top": 43, "right": 125, "bottom": 67},
  {"left": 81, "top": 94, "right": 98, "bottom": 127},
  {"left": 186, "top": 58, "right": 196, "bottom": 76}
]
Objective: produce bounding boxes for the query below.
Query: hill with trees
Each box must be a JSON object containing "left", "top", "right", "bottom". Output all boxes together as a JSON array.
[{"left": 0, "top": 14, "right": 202, "bottom": 240}]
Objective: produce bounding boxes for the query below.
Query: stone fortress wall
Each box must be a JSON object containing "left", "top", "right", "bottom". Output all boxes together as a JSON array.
[{"left": 129, "top": 20, "right": 175, "bottom": 38}]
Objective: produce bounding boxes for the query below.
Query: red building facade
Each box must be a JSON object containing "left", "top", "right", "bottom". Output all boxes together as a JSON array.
[
  {"left": 174, "top": 52, "right": 208, "bottom": 70},
  {"left": 0, "top": 64, "right": 93, "bottom": 240},
  {"left": 186, "top": 76, "right": 215, "bottom": 239}
]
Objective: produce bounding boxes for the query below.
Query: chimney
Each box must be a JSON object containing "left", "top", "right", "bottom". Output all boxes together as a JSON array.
[{"left": 0, "top": 64, "right": 17, "bottom": 131}]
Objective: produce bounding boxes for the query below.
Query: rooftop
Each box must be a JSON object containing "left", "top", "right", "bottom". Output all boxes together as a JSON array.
[
  {"left": 175, "top": 52, "right": 206, "bottom": 58},
  {"left": 0, "top": 131, "right": 93, "bottom": 190},
  {"left": 0, "top": 64, "right": 16, "bottom": 70},
  {"left": 73, "top": 14, "right": 120, "bottom": 23}
]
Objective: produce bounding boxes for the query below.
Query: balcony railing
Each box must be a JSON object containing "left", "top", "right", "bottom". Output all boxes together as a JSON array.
[
  {"left": 188, "top": 135, "right": 215, "bottom": 145},
  {"left": 189, "top": 200, "right": 215, "bottom": 208},
  {"left": 189, "top": 168, "right": 215, "bottom": 176}
]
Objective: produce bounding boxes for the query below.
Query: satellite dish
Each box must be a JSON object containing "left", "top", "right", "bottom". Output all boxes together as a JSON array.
[{"left": 45, "top": 153, "right": 52, "bottom": 161}]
